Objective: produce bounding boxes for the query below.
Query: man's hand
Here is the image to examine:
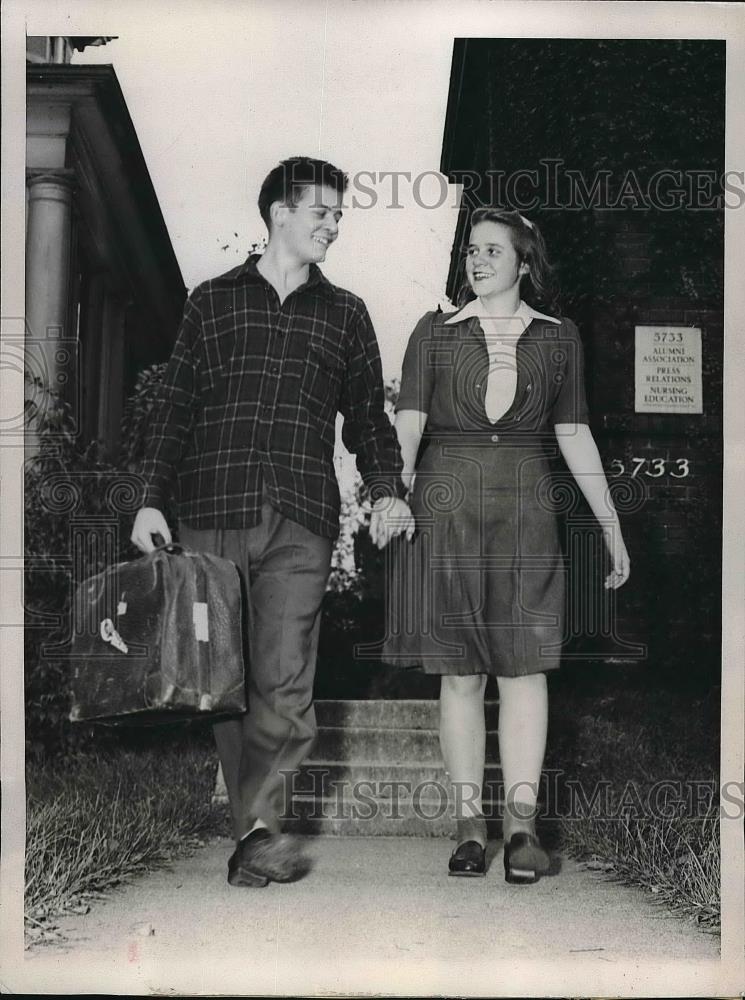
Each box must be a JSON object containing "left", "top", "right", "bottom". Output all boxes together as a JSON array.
[
  {"left": 369, "top": 496, "right": 414, "bottom": 549},
  {"left": 131, "top": 507, "right": 172, "bottom": 553}
]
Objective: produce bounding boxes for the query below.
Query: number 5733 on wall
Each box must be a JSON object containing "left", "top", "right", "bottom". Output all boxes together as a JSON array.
[{"left": 606, "top": 458, "right": 690, "bottom": 478}]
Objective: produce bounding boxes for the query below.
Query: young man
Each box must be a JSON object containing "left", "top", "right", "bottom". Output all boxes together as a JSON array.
[{"left": 131, "top": 157, "right": 412, "bottom": 886}]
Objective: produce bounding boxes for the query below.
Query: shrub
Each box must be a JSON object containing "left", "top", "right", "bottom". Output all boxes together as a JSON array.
[
  {"left": 120, "top": 362, "right": 168, "bottom": 470},
  {"left": 24, "top": 378, "right": 141, "bottom": 757}
]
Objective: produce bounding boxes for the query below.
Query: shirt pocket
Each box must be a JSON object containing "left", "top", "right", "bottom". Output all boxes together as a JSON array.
[
  {"left": 301, "top": 341, "right": 345, "bottom": 410},
  {"left": 190, "top": 403, "right": 228, "bottom": 457},
  {"left": 199, "top": 313, "right": 241, "bottom": 397}
]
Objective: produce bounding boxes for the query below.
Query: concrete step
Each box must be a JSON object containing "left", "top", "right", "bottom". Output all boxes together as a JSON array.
[
  {"left": 309, "top": 726, "right": 498, "bottom": 764},
  {"left": 212, "top": 699, "right": 503, "bottom": 835},
  {"left": 314, "top": 699, "right": 499, "bottom": 730},
  {"left": 215, "top": 761, "right": 506, "bottom": 837},
  {"left": 290, "top": 761, "right": 503, "bottom": 795}
]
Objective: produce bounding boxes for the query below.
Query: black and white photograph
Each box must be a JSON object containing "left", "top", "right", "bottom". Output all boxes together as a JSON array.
[{"left": 1, "top": 0, "right": 744, "bottom": 995}]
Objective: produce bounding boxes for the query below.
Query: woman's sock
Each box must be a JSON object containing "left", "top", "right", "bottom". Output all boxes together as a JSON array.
[{"left": 456, "top": 814, "right": 487, "bottom": 848}]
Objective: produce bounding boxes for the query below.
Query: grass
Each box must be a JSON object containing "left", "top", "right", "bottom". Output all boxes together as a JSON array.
[
  {"left": 25, "top": 740, "right": 219, "bottom": 946},
  {"left": 559, "top": 811, "right": 720, "bottom": 927},
  {"left": 546, "top": 679, "right": 721, "bottom": 930}
]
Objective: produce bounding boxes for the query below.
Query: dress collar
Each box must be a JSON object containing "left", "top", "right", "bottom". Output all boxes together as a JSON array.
[{"left": 444, "top": 298, "right": 560, "bottom": 327}]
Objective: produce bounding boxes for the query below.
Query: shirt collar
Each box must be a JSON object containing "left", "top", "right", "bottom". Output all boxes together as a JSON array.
[
  {"left": 233, "top": 253, "right": 336, "bottom": 299},
  {"left": 444, "top": 298, "right": 560, "bottom": 327}
]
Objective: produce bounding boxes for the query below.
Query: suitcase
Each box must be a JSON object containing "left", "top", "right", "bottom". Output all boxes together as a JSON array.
[{"left": 69, "top": 544, "right": 246, "bottom": 723}]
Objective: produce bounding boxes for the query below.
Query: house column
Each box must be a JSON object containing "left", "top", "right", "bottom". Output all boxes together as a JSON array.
[{"left": 25, "top": 170, "right": 75, "bottom": 391}]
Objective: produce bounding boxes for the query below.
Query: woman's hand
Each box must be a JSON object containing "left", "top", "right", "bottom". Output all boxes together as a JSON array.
[
  {"left": 602, "top": 521, "right": 630, "bottom": 589},
  {"left": 369, "top": 496, "right": 415, "bottom": 548},
  {"left": 554, "top": 425, "right": 630, "bottom": 590}
]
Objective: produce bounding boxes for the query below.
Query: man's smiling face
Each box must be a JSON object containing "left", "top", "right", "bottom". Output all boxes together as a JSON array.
[{"left": 280, "top": 184, "right": 344, "bottom": 265}]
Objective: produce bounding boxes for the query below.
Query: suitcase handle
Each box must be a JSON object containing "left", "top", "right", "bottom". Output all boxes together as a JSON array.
[{"left": 151, "top": 534, "right": 187, "bottom": 556}]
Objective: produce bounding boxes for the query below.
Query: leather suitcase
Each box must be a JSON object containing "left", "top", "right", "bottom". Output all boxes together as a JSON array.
[{"left": 69, "top": 545, "right": 246, "bottom": 723}]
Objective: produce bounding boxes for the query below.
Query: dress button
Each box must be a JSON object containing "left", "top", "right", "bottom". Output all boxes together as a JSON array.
[{"left": 491, "top": 434, "right": 499, "bottom": 443}]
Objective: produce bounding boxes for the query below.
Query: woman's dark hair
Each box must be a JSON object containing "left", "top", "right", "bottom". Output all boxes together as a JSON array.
[
  {"left": 457, "top": 207, "right": 558, "bottom": 313},
  {"left": 258, "top": 156, "right": 348, "bottom": 230}
]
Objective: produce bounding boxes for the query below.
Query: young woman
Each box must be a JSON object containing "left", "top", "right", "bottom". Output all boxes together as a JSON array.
[{"left": 383, "top": 208, "right": 630, "bottom": 882}]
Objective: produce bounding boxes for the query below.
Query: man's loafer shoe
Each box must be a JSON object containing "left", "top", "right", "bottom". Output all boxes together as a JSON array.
[
  {"left": 503, "top": 832, "right": 550, "bottom": 885},
  {"left": 227, "top": 828, "right": 310, "bottom": 887},
  {"left": 448, "top": 839, "right": 486, "bottom": 877}
]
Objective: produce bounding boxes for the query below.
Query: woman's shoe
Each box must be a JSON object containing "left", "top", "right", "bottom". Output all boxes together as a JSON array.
[
  {"left": 448, "top": 815, "right": 487, "bottom": 876},
  {"left": 448, "top": 839, "right": 486, "bottom": 877},
  {"left": 503, "top": 832, "right": 550, "bottom": 885}
]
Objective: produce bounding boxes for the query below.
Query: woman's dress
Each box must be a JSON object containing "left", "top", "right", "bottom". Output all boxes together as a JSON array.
[{"left": 381, "top": 299, "right": 589, "bottom": 677}]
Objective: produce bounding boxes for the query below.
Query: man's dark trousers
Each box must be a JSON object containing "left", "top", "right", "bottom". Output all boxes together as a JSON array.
[{"left": 180, "top": 497, "right": 333, "bottom": 839}]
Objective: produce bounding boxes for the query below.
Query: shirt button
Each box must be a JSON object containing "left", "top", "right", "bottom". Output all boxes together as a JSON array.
[{"left": 491, "top": 434, "right": 499, "bottom": 443}]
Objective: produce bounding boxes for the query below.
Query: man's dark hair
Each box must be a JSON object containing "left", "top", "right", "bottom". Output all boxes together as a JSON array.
[{"left": 258, "top": 156, "right": 348, "bottom": 230}]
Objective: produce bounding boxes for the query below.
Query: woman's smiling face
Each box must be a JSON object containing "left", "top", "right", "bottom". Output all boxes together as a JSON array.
[{"left": 465, "top": 220, "right": 526, "bottom": 298}]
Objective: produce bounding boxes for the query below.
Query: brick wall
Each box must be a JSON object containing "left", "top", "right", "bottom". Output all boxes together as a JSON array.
[{"left": 569, "top": 285, "right": 723, "bottom": 685}]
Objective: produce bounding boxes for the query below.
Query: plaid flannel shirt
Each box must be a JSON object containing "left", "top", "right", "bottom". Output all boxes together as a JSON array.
[{"left": 140, "top": 255, "right": 405, "bottom": 539}]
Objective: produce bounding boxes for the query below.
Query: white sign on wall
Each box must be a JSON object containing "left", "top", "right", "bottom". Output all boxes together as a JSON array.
[{"left": 634, "top": 326, "right": 703, "bottom": 414}]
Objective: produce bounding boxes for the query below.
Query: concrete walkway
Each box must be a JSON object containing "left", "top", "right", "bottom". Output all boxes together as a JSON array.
[{"left": 20, "top": 836, "right": 722, "bottom": 996}]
